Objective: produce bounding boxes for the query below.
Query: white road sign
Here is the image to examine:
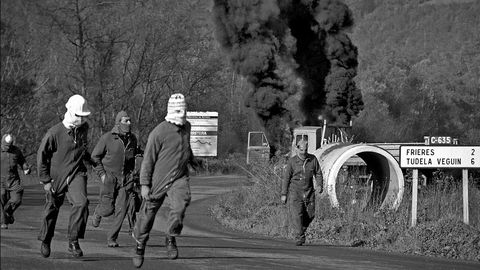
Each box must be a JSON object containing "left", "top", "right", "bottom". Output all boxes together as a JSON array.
[
  {"left": 400, "top": 146, "right": 480, "bottom": 168},
  {"left": 187, "top": 111, "right": 218, "bottom": 157}
]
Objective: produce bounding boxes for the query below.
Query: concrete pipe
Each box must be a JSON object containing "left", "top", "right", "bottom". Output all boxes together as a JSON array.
[{"left": 313, "top": 143, "right": 404, "bottom": 210}]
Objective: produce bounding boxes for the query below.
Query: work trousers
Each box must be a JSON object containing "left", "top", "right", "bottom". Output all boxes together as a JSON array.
[
  {"left": 133, "top": 177, "right": 191, "bottom": 245},
  {"left": 38, "top": 174, "right": 89, "bottom": 243},
  {"left": 289, "top": 188, "right": 315, "bottom": 242},
  {"left": 126, "top": 189, "right": 141, "bottom": 231},
  {"left": 1, "top": 180, "right": 23, "bottom": 224},
  {"left": 94, "top": 173, "right": 138, "bottom": 241}
]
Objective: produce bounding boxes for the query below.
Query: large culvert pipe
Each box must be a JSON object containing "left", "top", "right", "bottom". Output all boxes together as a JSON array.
[{"left": 313, "top": 143, "right": 404, "bottom": 210}]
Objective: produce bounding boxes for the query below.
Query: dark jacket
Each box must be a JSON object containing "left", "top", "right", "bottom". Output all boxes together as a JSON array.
[
  {"left": 282, "top": 153, "right": 323, "bottom": 196},
  {"left": 91, "top": 126, "right": 139, "bottom": 185},
  {"left": 37, "top": 122, "right": 90, "bottom": 192},
  {"left": 140, "top": 121, "right": 194, "bottom": 199},
  {"left": 1, "top": 145, "right": 29, "bottom": 189}
]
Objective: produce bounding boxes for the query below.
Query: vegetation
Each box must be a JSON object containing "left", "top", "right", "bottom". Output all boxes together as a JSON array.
[
  {"left": 1, "top": 0, "right": 263, "bottom": 161},
  {"left": 1, "top": 0, "right": 479, "bottom": 162},
  {"left": 211, "top": 160, "right": 480, "bottom": 261},
  {"left": 346, "top": 0, "right": 480, "bottom": 144}
]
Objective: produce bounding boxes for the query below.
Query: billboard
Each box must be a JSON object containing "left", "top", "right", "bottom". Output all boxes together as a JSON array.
[{"left": 187, "top": 111, "right": 218, "bottom": 157}]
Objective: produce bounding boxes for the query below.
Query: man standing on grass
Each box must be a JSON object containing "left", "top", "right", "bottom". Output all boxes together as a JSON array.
[
  {"left": 1, "top": 134, "right": 31, "bottom": 229},
  {"left": 281, "top": 139, "right": 323, "bottom": 246},
  {"left": 131, "top": 93, "right": 200, "bottom": 268},
  {"left": 37, "top": 94, "right": 91, "bottom": 258},
  {"left": 91, "top": 110, "right": 142, "bottom": 248}
]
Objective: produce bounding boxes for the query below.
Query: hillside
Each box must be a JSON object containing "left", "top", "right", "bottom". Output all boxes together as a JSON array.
[{"left": 345, "top": 0, "right": 480, "bottom": 144}]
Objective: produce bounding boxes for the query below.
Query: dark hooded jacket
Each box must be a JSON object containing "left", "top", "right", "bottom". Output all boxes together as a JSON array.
[
  {"left": 1, "top": 140, "right": 29, "bottom": 190},
  {"left": 91, "top": 112, "right": 139, "bottom": 186},
  {"left": 37, "top": 122, "right": 90, "bottom": 192}
]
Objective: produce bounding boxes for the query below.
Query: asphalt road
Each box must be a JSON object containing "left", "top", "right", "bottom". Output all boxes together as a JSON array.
[{"left": 1, "top": 175, "right": 479, "bottom": 270}]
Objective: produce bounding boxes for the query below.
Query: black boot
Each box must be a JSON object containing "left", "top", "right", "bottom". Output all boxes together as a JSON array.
[
  {"left": 6, "top": 214, "right": 14, "bottom": 225},
  {"left": 40, "top": 240, "right": 51, "bottom": 258},
  {"left": 68, "top": 240, "right": 83, "bottom": 257},
  {"left": 132, "top": 243, "right": 145, "bottom": 268},
  {"left": 295, "top": 238, "right": 305, "bottom": 246},
  {"left": 165, "top": 236, "right": 178, "bottom": 260}
]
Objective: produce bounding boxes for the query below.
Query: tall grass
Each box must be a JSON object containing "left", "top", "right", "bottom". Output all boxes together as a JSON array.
[
  {"left": 211, "top": 157, "right": 290, "bottom": 236},
  {"left": 212, "top": 158, "right": 480, "bottom": 261}
]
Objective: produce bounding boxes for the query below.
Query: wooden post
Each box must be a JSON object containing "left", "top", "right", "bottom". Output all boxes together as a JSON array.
[
  {"left": 411, "top": 169, "right": 418, "bottom": 227},
  {"left": 462, "top": 169, "right": 469, "bottom": 225}
]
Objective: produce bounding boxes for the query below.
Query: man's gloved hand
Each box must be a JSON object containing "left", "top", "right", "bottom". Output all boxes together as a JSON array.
[
  {"left": 43, "top": 182, "right": 52, "bottom": 192},
  {"left": 141, "top": 185, "right": 151, "bottom": 200},
  {"left": 281, "top": 195, "right": 287, "bottom": 204}
]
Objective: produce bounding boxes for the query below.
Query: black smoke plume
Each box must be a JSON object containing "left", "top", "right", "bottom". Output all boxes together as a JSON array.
[{"left": 213, "top": 0, "right": 363, "bottom": 152}]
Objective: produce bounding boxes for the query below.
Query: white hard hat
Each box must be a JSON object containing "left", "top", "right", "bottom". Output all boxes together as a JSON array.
[{"left": 66, "top": 94, "right": 91, "bottom": 116}]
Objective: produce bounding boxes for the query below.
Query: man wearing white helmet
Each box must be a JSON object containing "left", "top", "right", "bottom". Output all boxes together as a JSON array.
[
  {"left": 1, "top": 133, "right": 31, "bottom": 229},
  {"left": 37, "top": 94, "right": 92, "bottom": 258},
  {"left": 131, "top": 93, "right": 201, "bottom": 268}
]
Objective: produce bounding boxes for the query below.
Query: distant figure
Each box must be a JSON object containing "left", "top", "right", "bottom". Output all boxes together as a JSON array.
[
  {"left": 132, "top": 93, "right": 200, "bottom": 268},
  {"left": 281, "top": 139, "right": 323, "bottom": 246},
  {"left": 91, "top": 111, "right": 142, "bottom": 247},
  {"left": 1, "top": 134, "right": 31, "bottom": 229},
  {"left": 37, "top": 94, "right": 91, "bottom": 258}
]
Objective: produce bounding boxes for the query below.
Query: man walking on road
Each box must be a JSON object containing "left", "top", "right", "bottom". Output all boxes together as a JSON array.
[
  {"left": 1, "top": 134, "right": 31, "bottom": 229},
  {"left": 281, "top": 139, "right": 323, "bottom": 246},
  {"left": 91, "top": 111, "right": 141, "bottom": 247},
  {"left": 132, "top": 93, "right": 200, "bottom": 268},
  {"left": 37, "top": 94, "right": 91, "bottom": 258}
]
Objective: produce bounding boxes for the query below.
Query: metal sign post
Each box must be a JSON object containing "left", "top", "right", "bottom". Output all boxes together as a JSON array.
[
  {"left": 411, "top": 169, "right": 418, "bottom": 227},
  {"left": 463, "top": 169, "right": 469, "bottom": 225}
]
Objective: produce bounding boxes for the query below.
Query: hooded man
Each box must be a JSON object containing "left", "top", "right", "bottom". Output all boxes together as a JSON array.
[
  {"left": 132, "top": 93, "right": 200, "bottom": 268},
  {"left": 37, "top": 94, "right": 91, "bottom": 258},
  {"left": 281, "top": 139, "right": 323, "bottom": 246},
  {"left": 1, "top": 134, "right": 31, "bottom": 229},
  {"left": 91, "top": 110, "right": 142, "bottom": 247}
]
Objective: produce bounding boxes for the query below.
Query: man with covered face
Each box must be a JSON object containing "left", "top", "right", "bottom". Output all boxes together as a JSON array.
[
  {"left": 1, "top": 134, "right": 31, "bottom": 229},
  {"left": 281, "top": 139, "right": 323, "bottom": 246},
  {"left": 91, "top": 111, "right": 142, "bottom": 248},
  {"left": 131, "top": 93, "right": 200, "bottom": 268},
  {"left": 37, "top": 94, "right": 91, "bottom": 258}
]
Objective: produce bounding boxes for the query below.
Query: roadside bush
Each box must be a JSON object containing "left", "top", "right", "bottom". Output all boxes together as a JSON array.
[
  {"left": 190, "top": 154, "right": 245, "bottom": 176},
  {"left": 211, "top": 158, "right": 287, "bottom": 236},
  {"left": 392, "top": 218, "right": 480, "bottom": 261}
]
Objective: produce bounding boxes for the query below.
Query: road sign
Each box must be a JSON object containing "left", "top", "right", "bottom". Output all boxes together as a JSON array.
[
  {"left": 423, "top": 136, "right": 458, "bottom": 145},
  {"left": 187, "top": 111, "right": 218, "bottom": 157},
  {"left": 400, "top": 146, "right": 480, "bottom": 168}
]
